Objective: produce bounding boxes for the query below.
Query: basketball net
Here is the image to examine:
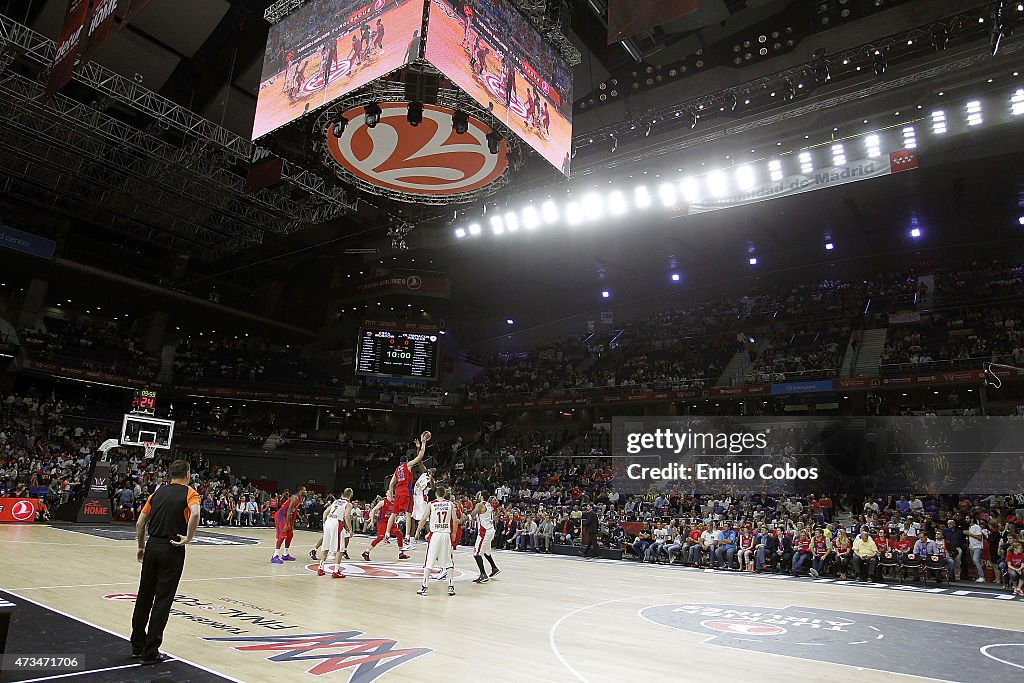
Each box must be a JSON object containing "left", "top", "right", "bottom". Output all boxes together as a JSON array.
[{"left": 143, "top": 442, "right": 158, "bottom": 460}]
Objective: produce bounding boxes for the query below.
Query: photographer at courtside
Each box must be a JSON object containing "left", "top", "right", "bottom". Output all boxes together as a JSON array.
[{"left": 130, "top": 459, "right": 201, "bottom": 665}]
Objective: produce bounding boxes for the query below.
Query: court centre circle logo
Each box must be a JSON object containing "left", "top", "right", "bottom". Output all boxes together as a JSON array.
[
  {"left": 326, "top": 103, "right": 508, "bottom": 197},
  {"left": 10, "top": 499, "right": 35, "bottom": 521},
  {"left": 700, "top": 619, "right": 786, "bottom": 635},
  {"left": 304, "top": 561, "right": 472, "bottom": 582}
]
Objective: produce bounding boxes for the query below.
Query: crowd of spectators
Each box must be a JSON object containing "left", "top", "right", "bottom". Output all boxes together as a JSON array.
[{"left": 19, "top": 316, "right": 160, "bottom": 380}]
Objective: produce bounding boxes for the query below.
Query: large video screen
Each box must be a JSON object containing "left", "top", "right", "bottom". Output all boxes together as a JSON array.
[
  {"left": 253, "top": 0, "right": 425, "bottom": 140},
  {"left": 356, "top": 328, "right": 441, "bottom": 380},
  {"left": 425, "top": 0, "right": 573, "bottom": 175}
]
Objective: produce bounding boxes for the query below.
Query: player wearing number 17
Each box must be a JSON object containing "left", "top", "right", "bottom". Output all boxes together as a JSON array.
[
  {"left": 385, "top": 431, "right": 429, "bottom": 550},
  {"left": 418, "top": 486, "right": 461, "bottom": 597}
]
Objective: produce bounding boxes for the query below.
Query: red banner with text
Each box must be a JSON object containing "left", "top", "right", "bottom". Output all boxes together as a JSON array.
[
  {"left": 81, "top": 0, "right": 121, "bottom": 63},
  {"left": 46, "top": 0, "right": 91, "bottom": 98}
]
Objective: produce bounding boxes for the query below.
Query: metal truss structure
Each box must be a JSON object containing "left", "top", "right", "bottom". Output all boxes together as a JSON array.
[
  {"left": 0, "top": 14, "right": 356, "bottom": 257},
  {"left": 264, "top": 0, "right": 310, "bottom": 25},
  {"left": 571, "top": 1, "right": 1011, "bottom": 159}
]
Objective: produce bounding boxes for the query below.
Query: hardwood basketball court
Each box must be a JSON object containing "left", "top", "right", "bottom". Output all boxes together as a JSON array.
[{"left": 2, "top": 523, "right": 1023, "bottom": 682}]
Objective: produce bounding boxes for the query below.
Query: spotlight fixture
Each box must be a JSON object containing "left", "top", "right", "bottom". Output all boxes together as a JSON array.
[
  {"left": 407, "top": 100, "right": 423, "bottom": 126},
  {"left": 364, "top": 102, "right": 382, "bottom": 128},
  {"left": 486, "top": 130, "right": 502, "bottom": 154},
  {"left": 331, "top": 117, "right": 348, "bottom": 138},
  {"left": 872, "top": 50, "right": 887, "bottom": 75},
  {"left": 452, "top": 110, "right": 469, "bottom": 134}
]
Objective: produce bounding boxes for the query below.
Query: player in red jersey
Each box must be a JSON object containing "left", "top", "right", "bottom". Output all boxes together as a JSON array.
[
  {"left": 271, "top": 487, "right": 305, "bottom": 563},
  {"left": 385, "top": 431, "right": 429, "bottom": 551},
  {"left": 362, "top": 494, "right": 407, "bottom": 561}
]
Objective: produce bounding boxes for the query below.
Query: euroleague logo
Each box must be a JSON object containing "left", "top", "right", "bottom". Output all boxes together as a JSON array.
[
  {"left": 10, "top": 499, "right": 35, "bottom": 521},
  {"left": 700, "top": 619, "right": 787, "bottom": 636},
  {"left": 326, "top": 102, "right": 508, "bottom": 196},
  {"left": 304, "top": 561, "right": 472, "bottom": 582}
]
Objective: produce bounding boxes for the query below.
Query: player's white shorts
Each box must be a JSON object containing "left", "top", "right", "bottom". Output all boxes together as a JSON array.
[
  {"left": 423, "top": 531, "right": 452, "bottom": 572},
  {"left": 412, "top": 496, "right": 428, "bottom": 521},
  {"left": 322, "top": 521, "right": 350, "bottom": 556},
  {"left": 474, "top": 527, "right": 493, "bottom": 555}
]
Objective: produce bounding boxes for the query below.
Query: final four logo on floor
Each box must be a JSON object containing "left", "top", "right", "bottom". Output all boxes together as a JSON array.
[{"left": 205, "top": 631, "right": 431, "bottom": 683}]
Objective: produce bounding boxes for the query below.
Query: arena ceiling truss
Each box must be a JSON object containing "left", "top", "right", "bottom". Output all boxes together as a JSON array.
[{"left": 0, "top": 14, "right": 357, "bottom": 259}]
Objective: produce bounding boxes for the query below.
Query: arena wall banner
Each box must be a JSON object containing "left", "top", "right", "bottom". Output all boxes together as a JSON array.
[
  {"left": 0, "top": 223, "right": 56, "bottom": 260},
  {"left": 0, "top": 498, "right": 37, "bottom": 523},
  {"left": 45, "top": 0, "right": 91, "bottom": 98},
  {"left": 333, "top": 273, "right": 451, "bottom": 300},
  {"left": 673, "top": 151, "right": 917, "bottom": 218}
]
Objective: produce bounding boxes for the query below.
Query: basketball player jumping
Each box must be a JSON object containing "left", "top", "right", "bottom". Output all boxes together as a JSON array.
[
  {"left": 471, "top": 493, "right": 501, "bottom": 583},
  {"left": 362, "top": 493, "right": 407, "bottom": 561},
  {"left": 271, "top": 487, "right": 305, "bottom": 563},
  {"left": 385, "top": 431, "right": 430, "bottom": 550},
  {"left": 418, "top": 486, "right": 461, "bottom": 596},
  {"left": 411, "top": 466, "right": 435, "bottom": 545},
  {"left": 317, "top": 489, "right": 353, "bottom": 578}
]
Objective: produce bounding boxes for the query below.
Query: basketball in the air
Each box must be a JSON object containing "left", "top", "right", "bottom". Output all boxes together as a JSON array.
[{"left": 422, "top": 431, "right": 431, "bottom": 441}]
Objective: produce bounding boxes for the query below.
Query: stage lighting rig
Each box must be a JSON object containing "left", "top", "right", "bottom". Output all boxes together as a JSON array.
[
  {"left": 407, "top": 101, "right": 424, "bottom": 126},
  {"left": 364, "top": 102, "right": 382, "bottom": 128}
]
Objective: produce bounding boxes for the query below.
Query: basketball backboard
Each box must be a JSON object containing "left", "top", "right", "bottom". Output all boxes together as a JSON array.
[{"left": 120, "top": 414, "right": 174, "bottom": 449}]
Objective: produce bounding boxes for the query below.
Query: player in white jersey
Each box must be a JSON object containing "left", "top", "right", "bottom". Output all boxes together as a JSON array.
[
  {"left": 418, "top": 487, "right": 460, "bottom": 596},
  {"left": 317, "top": 488, "right": 353, "bottom": 578},
  {"left": 471, "top": 493, "right": 501, "bottom": 583},
  {"left": 411, "top": 466, "right": 435, "bottom": 546}
]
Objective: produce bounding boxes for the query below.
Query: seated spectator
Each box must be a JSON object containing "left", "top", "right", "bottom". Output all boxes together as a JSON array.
[{"left": 852, "top": 529, "right": 880, "bottom": 579}]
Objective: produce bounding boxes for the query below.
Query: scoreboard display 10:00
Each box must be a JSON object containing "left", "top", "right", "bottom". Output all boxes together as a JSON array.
[{"left": 356, "top": 328, "right": 440, "bottom": 380}]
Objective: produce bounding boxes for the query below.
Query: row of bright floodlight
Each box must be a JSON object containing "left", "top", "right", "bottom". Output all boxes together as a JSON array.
[{"left": 457, "top": 90, "right": 1024, "bottom": 240}]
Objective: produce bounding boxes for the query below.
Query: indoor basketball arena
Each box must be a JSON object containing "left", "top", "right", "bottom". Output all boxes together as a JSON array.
[{"left": 2, "top": 1, "right": 1024, "bottom": 682}]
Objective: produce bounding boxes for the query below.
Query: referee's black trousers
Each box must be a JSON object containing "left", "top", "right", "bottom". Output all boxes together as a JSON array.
[{"left": 131, "top": 541, "right": 185, "bottom": 658}]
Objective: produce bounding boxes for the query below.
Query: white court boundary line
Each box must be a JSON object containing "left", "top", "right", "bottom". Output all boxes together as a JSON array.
[
  {"left": 16, "top": 662, "right": 142, "bottom": 682},
  {"left": 1, "top": 589, "right": 247, "bottom": 683},
  {"left": 980, "top": 643, "right": 1024, "bottom": 670}
]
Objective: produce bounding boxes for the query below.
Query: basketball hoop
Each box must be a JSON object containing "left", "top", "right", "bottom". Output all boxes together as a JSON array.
[{"left": 143, "top": 442, "right": 158, "bottom": 460}]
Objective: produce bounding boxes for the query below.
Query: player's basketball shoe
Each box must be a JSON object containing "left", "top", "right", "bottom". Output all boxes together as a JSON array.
[
  {"left": 448, "top": 585, "right": 456, "bottom": 596},
  {"left": 331, "top": 571, "right": 344, "bottom": 579},
  {"left": 399, "top": 552, "right": 410, "bottom": 560},
  {"left": 362, "top": 551, "right": 371, "bottom": 561},
  {"left": 416, "top": 586, "right": 428, "bottom": 596},
  {"left": 435, "top": 568, "right": 449, "bottom": 581},
  {"left": 342, "top": 551, "right": 350, "bottom": 560},
  {"left": 317, "top": 567, "right": 326, "bottom": 576},
  {"left": 309, "top": 549, "right": 317, "bottom": 560},
  {"left": 489, "top": 567, "right": 501, "bottom": 578},
  {"left": 271, "top": 556, "right": 284, "bottom": 564},
  {"left": 472, "top": 575, "right": 489, "bottom": 583},
  {"left": 282, "top": 555, "right": 296, "bottom": 561}
]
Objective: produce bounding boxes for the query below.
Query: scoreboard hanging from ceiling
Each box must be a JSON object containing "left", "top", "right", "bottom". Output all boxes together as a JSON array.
[{"left": 355, "top": 327, "right": 441, "bottom": 380}]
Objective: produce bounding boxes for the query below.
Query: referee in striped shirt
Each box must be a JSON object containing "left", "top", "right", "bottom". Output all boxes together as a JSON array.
[{"left": 130, "top": 459, "right": 200, "bottom": 665}]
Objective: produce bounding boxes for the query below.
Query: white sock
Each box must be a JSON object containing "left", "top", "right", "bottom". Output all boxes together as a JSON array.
[
  {"left": 284, "top": 546, "right": 290, "bottom": 555},
  {"left": 274, "top": 548, "right": 281, "bottom": 557},
  {"left": 422, "top": 566, "right": 431, "bottom": 586}
]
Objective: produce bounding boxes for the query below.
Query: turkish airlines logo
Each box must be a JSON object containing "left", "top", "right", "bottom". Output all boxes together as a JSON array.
[
  {"left": 405, "top": 275, "right": 422, "bottom": 290},
  {"left": 10, "top": 500, "right": 34, "bottom": 521},
  {"left": 700, "top": 619, "right": 786, "bottom": 635},
  {"left": 327, "top": 103, "right": 508, "bottom": 197}
]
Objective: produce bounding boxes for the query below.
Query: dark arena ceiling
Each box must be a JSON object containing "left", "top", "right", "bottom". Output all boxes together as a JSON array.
[{"left": 0, "top": 0, "right": 1023, "bottom": 342}]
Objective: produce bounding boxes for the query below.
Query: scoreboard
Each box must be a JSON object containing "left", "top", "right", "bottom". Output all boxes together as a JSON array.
[
  {"left": 355, "top": 328, "right": 441, "bottom": 380},
  {"left": 130, "top": 389, "right": 157, "bottom": 416}
]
